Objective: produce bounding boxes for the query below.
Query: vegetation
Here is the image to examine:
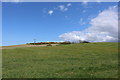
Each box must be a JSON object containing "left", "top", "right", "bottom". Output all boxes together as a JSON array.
[
  {"left": 2, "top": 42, "right": 118, "bottom": 78},
  {"left": 47, "top": 44, "right": 52, "bottom": 46},
  {"left": 27, "top": 42, "right": 58, "bottom": 45},
  {"left": 27, "top": 41, "right": 71, "bottom": 45}
]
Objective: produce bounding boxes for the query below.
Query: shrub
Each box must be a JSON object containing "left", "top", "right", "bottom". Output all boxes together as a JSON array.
[
  {"left": 81, "top": 41, "right": 90, "bottom": 43},
  {"left": 47, "top": 44, "right": 52, "bottom": 46}
]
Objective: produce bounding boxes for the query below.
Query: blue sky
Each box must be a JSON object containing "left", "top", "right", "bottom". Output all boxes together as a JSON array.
[{"left": 2, "top": 2, "right": 117, "bottom": 46}]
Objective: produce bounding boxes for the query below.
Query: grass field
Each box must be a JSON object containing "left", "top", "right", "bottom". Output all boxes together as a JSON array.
[{"left": 2, "top": 42, "right": 118, "bottom": 78}]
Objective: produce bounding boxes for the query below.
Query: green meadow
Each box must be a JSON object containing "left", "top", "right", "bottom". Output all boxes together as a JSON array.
[{"left": 2, "top": 42, "right": 118, "bottom": 78}]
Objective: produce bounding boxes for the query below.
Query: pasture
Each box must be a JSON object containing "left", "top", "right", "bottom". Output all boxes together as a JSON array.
[{"left": 2, "top": 42, "right": 118, "bottom": 78}]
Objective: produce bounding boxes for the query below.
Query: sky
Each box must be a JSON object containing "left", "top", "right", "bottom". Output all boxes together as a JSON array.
[{"left": 2, "top": 2, "right": 118, "bottom": 46}]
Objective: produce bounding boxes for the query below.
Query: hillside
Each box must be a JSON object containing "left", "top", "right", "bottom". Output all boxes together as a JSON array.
[
  {"left": 1, "top": 44, "right": 58, "bottom": 49},
  {"left": 2, "top": 42, "right": 118, "bottom": 78}
]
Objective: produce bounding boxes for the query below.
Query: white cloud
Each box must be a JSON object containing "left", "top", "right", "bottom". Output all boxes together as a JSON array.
[
  {"left": 58, "top": 5, "right": 64, "bottom": 10},
  {"left": 48, "top": 10, "right": 53, "bottom": 15},
  {"left": 59, "top": 6, "right": 118, "bottom": 42},
  {"left": 58, "top": 5, "right": 65, "bottom": 11},
  {"left": 58, "top": 5, "right": 69, "bottom": 12},
  {"left": 67, "top": 3, "right": 72, "bottom": 7},
  {"left": 44, "top": 3, "right": 71, "bottom": 15}
]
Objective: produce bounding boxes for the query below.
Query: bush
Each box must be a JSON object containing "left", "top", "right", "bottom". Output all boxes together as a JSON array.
[
  {"left": 81, "top": 41, "right": 90, "bottom": 43},
  {"left": 47, "top": 44, "right": 52, "bottom": 46}
]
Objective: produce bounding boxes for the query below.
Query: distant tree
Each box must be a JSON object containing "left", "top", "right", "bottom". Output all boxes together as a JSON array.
[
  {"left": 60, "top": 41, "right": 71, "bottom": 44},
  {"left": 82, "top": 41, "right": 90, "bottom": 43}
]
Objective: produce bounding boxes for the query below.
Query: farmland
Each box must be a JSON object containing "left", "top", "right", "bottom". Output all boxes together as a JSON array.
[{"left": 2, "top": 42, "right": 118, "bottom": 78}]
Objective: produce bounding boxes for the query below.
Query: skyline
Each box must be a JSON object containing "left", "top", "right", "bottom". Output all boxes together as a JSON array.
[{"left": 2, "top": 2, "right": 118, "bottom": 46}]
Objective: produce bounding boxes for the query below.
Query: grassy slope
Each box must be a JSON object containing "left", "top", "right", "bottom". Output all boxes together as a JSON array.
[{"left": 2, "top": 42, "right": 118, "bottom": 78}]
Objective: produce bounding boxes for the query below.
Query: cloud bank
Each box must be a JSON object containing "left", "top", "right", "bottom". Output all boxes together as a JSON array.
[{"left": 59, "top": 6, "right": 118, "bottom": 42}]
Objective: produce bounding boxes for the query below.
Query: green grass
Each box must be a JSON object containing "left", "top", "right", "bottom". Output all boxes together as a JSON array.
[{"left": 2, "top": 42, "right": 118, "bottom": 78}]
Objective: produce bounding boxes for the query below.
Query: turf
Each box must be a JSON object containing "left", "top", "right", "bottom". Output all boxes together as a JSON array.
[{"left": 2, "top": 42, "right": 118, "bottom": 78}]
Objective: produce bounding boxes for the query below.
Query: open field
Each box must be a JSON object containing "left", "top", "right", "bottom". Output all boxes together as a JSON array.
[
  {"left": 1, "top": 44, "right": 58, "bottom": 49},
  {"left": 2, "top": 42, "right": 118, "bottom": 78}
]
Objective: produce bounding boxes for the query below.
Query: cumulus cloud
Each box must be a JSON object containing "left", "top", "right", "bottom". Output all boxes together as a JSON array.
[
  {"left": 48, "top": 10, "right": 53, "bottom": 15},
  {"left": 59, "top": 6, "right": 118, "bottom": 42}
]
